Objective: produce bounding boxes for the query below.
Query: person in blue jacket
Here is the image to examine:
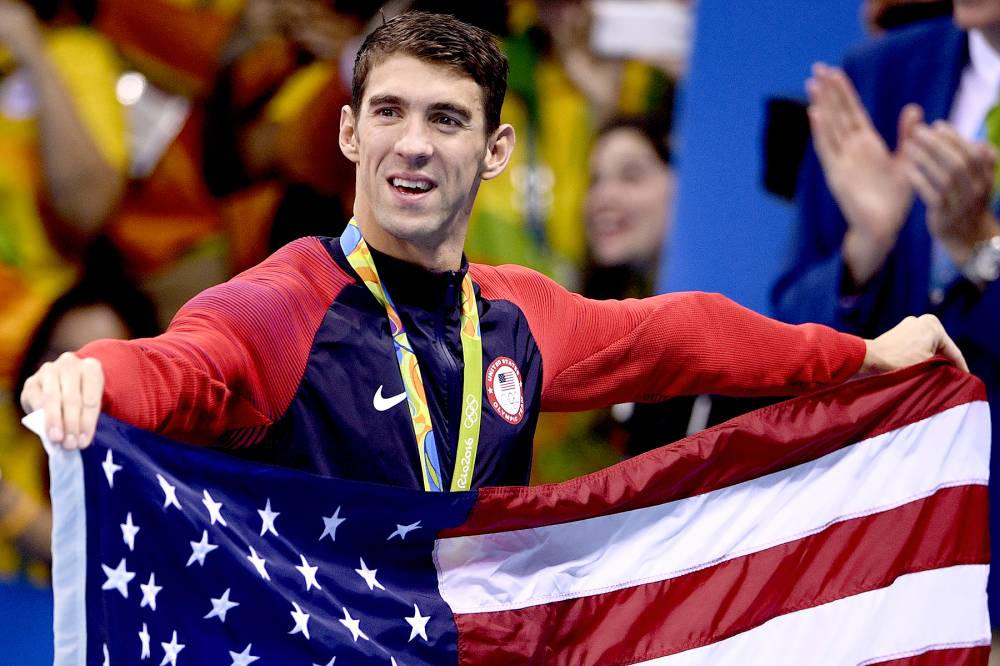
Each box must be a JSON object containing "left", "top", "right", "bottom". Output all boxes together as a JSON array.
[{"left": 772, "top": 4, "right": 1000, "bottom": 628}]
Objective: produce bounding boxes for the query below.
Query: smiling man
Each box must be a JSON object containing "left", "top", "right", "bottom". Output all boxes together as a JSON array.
[{"left": 22, "top": 12, "right": 967, "bottom": 492}]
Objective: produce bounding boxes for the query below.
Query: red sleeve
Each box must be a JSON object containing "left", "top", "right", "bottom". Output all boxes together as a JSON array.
[
  {"left": 78, "top": 237, "right": 350, "bottom": 446},
  {"left": 471, "top": 264, "right": 867, "bottom": 411}
]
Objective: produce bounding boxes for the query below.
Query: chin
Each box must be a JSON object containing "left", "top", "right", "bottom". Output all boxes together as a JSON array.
[{"left": 954, "top": 5, "right": 1000, "bottom": 29}]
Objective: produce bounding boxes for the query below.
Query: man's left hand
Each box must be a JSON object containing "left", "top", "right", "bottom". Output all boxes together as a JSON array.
[{"left": 860, "top": 314, "right": 968, "bottom": 376}]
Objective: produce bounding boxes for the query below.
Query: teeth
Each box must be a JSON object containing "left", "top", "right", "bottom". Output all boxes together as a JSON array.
[{"left": 392, "top": 178, "right": 432, "bottom": 191}]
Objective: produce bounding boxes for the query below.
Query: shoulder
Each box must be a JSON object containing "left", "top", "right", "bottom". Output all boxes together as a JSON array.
[
  {"left": 470, "top": 262, "right": 566, "bottom": 303},
  {"left": 177, "top": 237, "right": 351, "bottom": 322},
  {"left": 844, "top": 18, "right": 963, "bottom": 72}
]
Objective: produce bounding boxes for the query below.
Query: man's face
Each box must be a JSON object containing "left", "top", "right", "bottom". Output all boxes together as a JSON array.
[
  {"left": 954, "top": 0, "right": 1000, "bottom": 30},
  {"left": 341, "top": 55, "right": 498, "bottom": 254}
]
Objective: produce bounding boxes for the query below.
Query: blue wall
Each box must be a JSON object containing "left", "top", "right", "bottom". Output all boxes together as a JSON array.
[
  {"left": 0, "top": 578, "right": 54, "bottom": 664},
  {"left": 659, "top": 0, "right": 865, "bottom": 314}
]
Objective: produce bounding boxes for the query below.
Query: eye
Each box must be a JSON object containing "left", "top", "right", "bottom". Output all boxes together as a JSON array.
[
  {"left": 433, "top": 114, "right": 461, "bottom": 127},
  {"left": 375, "top": 107, "right": 399, "bottom": 118}
]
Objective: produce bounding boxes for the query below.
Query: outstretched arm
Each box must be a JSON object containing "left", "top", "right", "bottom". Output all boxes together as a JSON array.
[{"left": 475, "top": 265, "right": 965, "bottom": 412}]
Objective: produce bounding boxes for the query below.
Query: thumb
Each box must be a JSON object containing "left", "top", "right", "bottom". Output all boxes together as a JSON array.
[{"left": 896, "top": 103, "right": 923, "bottom": 150}]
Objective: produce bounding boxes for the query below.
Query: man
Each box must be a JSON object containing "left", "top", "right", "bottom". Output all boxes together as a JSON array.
[
  {"left": 771, "top": 0, "right": 1000, "bottom": 630},
  {"left": 22, "top": 12, "right": 964, "bottom": 492}
]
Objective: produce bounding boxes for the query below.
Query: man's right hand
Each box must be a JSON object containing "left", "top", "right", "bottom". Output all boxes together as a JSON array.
[
  {"left": 19, "top": 353, "right": 104, "bottom": 450},
  {"left": 806, "top": 64, "right": 918, "bottom": 288}
]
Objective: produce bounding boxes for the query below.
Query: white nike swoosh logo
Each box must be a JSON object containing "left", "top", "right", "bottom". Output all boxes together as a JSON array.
[{"left": 373, "top": 385, "right": 408, "bottom": 412}]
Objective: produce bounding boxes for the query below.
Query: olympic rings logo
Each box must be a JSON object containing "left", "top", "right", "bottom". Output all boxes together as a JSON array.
[{"left": 463, "top": 394, "right": 480, "bottom": 429}]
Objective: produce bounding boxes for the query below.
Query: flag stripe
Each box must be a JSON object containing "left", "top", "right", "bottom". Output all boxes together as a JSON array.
[
  {"left": 26, "top": 411, "right": 89, "bottom": 666},
  {"left": 452, "top": 485, "right": 989, "bottom": 664},
  {"left": 446, "top": 362, "right": 984, "bottom": 538},
  {"left": 869, "top": 646, "right": 990, "bottom": 665},
  {"left": 438, "top": 401, "right": 989, "bottom": 614},
  {"left": 632, "top": 565, "right": 990, "bottom": 666}
]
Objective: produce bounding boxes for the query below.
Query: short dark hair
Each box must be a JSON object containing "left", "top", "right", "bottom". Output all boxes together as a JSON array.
[{"left": 351, "top": 11, "right": 509, "bottom": 134}]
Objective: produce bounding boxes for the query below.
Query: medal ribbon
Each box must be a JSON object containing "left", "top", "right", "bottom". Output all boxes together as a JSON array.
[{"left": 341, "top": 219, "right": 483, "bottom": 492}]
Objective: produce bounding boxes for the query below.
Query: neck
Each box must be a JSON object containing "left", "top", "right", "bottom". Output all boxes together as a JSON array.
[{"left": 352, "top": 207, "right": 466, "bottom": 272}]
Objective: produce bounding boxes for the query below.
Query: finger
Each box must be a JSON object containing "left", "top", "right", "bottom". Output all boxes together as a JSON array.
[
  {"left": 57, "top": 358, "right": 82, "bottom": 450},
  {"left": 19, "top": 374, "right": 42, "bottom": 414},
  {"left": 905, "top": 130, "right": 952, "bottom": 193},
  {"left": 38, "top": 364, "right": 65, "bottom": 444},
  {"left": 814, "top": 66, "right": 853, "bottom": 142},
  {"left": 78, "top": 358, "right": 104, "bottom": 448},
  {"left": 903, "top": 160, "right": 943, "bottom": 211},
  {"left": 972, "top": 142, "right": 997, "bottom": 191},
  {"left": 897, "top": 104, "right": 923, "bottom": 147},
  {"left": 808, "top": 105, "right": 840, "bottom": 160},
  {"left": 829, "top": 67, "right": 872, "bottom": 132},
  {"left": 921, "top": 314, "right": 969, "bottom": 372},
  {"left": 926, "top": 122, "right": 977, "bottom": 187}
]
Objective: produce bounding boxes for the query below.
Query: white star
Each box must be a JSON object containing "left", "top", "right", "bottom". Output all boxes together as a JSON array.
[
  {"left": 338, "top": 607, "right": 369, "bottom": 642},
  {"left": 405, "top": 603, "right": 430, "bottom": 642},
  {"left": 102, "top": 450, "right": 122, "bottom": 488},
  {"left": 204, "top": 587, "right": 239, "bottom": 622},
  {"left": 289, "top": 601, "right": 311, "bottom": 640},
  {"left": 186, "top": 530, "right": 218, "bottom": 567},
  {"left": 121, "top": 512, "right": 140, "bottom": 551},
  {"left": 295, "top": 554, "right": 322, "bottom": 591},
  {"left": 139, "top": 573, "right": 163, "bottom": 611},
  {"left": 319, "top": 506, "right": 345, "bottom": 542},
  {"left": 355, "top": 558, "right": 386, "bottom": 591},
  {"left": 247, "top": 546, "right": 269, "bottom": 580},
  {"left": 139, "top": 622, "right": 151, "bottom": 659},
  {"left": 103, "top": 643, "right": 110, "bottom": 666},
  {"left": 312, "top": 658, "right": 336, "bottom": 666},
  {"left": 156, "top": 474, "right": 181, "bottom": 510},
  {"left": 201, "top": 490, "right": 228, "bottom": 527},
  {"left": 257, "top": 498, "right": 280, "bottom": 537},
  {"left": 228, "top": 643, "right": 259, "bottom": 666},
  {"left": 159, "top": 631, "right": 184, "bottom": 666},
  {"left": 387, "top": 520, "right": 421, "bottom": 540},
  {"left": 101, "top": 558, "right": 135, "bottom": 598}
]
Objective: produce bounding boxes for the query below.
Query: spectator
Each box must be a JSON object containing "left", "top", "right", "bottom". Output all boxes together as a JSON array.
[
  {"left": 771, "top": 5, "right": 1000, "bottom": 634},
  {"left": 864, "top": 0, "right": 953, "bottom": 33},
  {"left": 203, "top": 0, "right": 374, "bottom": 258},
  {"left": 464, "top": 0, "right": 679, "bottom": 280},
  {"left": 0, "top": 0, "right": 126, "bottom": 413},
  {"left": 0, "top": 238, "right": 158, "bottom": 576},
  {"left": 93, "top": 0, "right": 263, "bottom": 326}
]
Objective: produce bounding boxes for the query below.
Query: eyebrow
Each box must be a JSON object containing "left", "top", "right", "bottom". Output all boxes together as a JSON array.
[
  {"left": 428, "top": 102, "right": 472, "bottom": 123},
  {"left": 366, "top": 95, "right": 473, "bottom": 123}
]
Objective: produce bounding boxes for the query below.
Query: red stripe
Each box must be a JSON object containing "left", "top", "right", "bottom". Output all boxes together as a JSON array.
[
  {"left": 870, "top": 646, "right": 990, "bottom": 665},
  {"left": 454, "top": 485, "right": 988, "bottom": 665},
  {"left": 446, "top": 360, "right": 983, "bottom": 538}
]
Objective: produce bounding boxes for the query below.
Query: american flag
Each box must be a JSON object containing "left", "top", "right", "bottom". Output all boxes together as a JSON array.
[{"left": 32, "top": 360, "right": 990, "bottom": 665}]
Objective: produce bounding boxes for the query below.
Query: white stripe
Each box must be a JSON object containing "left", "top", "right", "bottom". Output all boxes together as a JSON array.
[
  {"left": 637, "top": 565, "right": 990, "bottom": 665},
  {"left": 436, "top": 401, "right": 990, "bottom": 614},
  {"left": 23, "top": 410, "right": 88, "bottom": 666}
]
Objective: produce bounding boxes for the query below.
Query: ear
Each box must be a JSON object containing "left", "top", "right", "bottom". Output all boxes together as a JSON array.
[
  {"left": 480, "top": 123, "right": 516, "bottom": 181},
  {"left": 339, "top": 105, "right": 360, "bottom": 164}
]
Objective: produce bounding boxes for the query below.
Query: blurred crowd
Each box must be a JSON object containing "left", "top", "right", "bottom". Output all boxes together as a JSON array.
[{"left": 5, "top": 0, "right": 999, "bottom": 605}]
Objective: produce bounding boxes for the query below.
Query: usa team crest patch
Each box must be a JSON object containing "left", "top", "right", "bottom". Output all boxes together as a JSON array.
[{"left": 485, "top": 357, "right": 524, "bottom": 425}]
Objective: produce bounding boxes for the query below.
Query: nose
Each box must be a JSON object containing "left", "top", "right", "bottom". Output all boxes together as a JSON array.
[{"left": 394, "top": 117, "right": 433, "bottom": 166}]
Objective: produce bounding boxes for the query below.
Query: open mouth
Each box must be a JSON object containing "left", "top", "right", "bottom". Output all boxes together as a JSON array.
[{"left": 389, "top": 176, "right": 436, "bottom": 197}]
